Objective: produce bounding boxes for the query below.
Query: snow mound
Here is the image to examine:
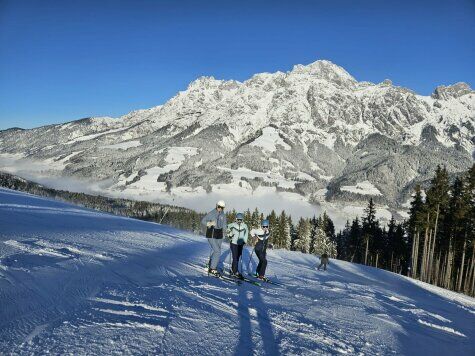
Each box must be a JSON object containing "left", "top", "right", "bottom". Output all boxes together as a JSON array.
[{"left": 0, "top": 188, "right": 474, "bottom": 355}]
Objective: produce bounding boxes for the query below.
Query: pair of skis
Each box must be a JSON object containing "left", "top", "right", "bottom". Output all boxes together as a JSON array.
[
  {"left": 246, "top": 273, "right": 284, "bottom": 286},
  {"left": 224, "top": 271, "right": 261, "bottom": 286},
  {"left": 204, "top": 263, "right": 261, "bottom": 286}
]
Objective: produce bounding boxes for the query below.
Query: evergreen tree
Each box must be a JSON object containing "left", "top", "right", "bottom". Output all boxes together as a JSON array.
[
  {"left": 227, "top": 209, "right": 237, "bottom": 224},
  {"left": 312, "top": 226, "right": 337, "bottom": 257},
  {"left": 336, "top": 220, "right": 351, "bottom": 259},
  {"left": 408, "top": 184, "right": 425, "bottom": 235},
  {"left": 362, "top": 198, "right": 379, "bottom": 265},
  {"left": 322, "top": 211, "right": 336, "bottom": 243},
  {"left": 427, "top": 165, "right": 451, "bottom": 249},
  {"left": 268, "top": 210, "right": 278, "bottom": 231},
  {"left": 349, "top": 217, "right": 362, "bottom": 262},
  {"left": 288, "top": 215, "right": 297, "bottom": 250},
  {"left": 244, "top": 209, "right": 252, "bottom": 228},
  {"left": 275, "top": 211, "right": 291, "bottom": 249},
  {"left": 309, "top": 215, "right": 318, "bottom": 254},
  {"left": 295, "top": 218, "right": 311, "bottom": 253},
  {"left": 251, "top": 208, "right": 260, "bottom": 229}
]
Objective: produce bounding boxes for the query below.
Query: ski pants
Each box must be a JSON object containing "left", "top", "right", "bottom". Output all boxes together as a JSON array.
[
  {"left": 207, "top": 238, "right": 223, "bottom": 270},
  {"left": 230, "top": 243, "right": 244, "bottom": 274},
  {"left": 318, "top": 262, "right": 327, "bottom": 271},
  {"left": 255, "top": 240, "right": 267, "bottom": 277}
]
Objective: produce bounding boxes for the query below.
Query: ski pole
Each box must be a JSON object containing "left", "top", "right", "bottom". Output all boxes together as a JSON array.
[
  {"left": 228, "top": 242, "right": 232, "bottom": 273},
  {"left": 239, "top": 247, "right": 243, "bottom": 274}
]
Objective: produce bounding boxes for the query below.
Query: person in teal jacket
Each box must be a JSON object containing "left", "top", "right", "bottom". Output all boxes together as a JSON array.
[{"left": 227, "top": 213, "right": 248, "bottom": 279}]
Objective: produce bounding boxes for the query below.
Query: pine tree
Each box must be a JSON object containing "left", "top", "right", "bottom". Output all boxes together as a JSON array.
[
  {"left": 227, "top": 209, "right": 237, "bottom": 223},
  {"left": 312, "top": 226, "right": 337, "bottom": 257},
  {"left": 408, "top": 184, "right": 425, "bottom": 235},
  {"left": 309, "top": 215, "right": 318, "bottom": 254},
  {"left": 336, "top": 220, "right": 351, "bottom": 259},
  {"left": 288, "top": 215, "right": 297, "bottom": 250},
  {"left": 295, "top": 218, "right": 311, "bottom": 253},
  {"left": 349, "top": 217, "right": 362, "bottom": 263},
  {"left": 251, "top": 208, "right": 260, "bottom": 229},
  {"left": 268, "top": 210, "right": 278, "bottom": 231},
  {"left": 322, "top": 211, "right": 336, "bottom": 243},
  {"left": 461, "top": 164, "right": 475, "bottom": 294},
  {"left": 244, "top": 209, "right": 252, "bottom": 228},
  {"left": 362, "top": 198, "right": 379, "bottom": 265},
  {"left": 275, "top": 211, "right": 291, "bottom": 249}
]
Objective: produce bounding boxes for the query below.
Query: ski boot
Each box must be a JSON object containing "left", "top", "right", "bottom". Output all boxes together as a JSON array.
[
  {"left": 257, "top": 275, "right": 269, "bottom": 282},
  {"left": 230, "top": 271, "right": 244, "bottom": 280},
  {"left": 208, "top": 269, "right": 221, "bottom": 277}
]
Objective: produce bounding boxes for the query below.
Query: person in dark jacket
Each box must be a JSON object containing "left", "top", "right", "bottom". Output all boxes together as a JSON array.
[
  {"left": 318, "top": 253, "right": 329, "bottom": 271},
  {"left": 250, "top": 219, "right": 271, "bottom": 281},
  {"left": 201, "top": 200, "right": 227, "bottom": 276}
]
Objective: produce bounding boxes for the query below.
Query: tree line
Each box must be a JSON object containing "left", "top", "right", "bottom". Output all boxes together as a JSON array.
[
  {"left": 226, "top": 208, "right": 337, "bottom": 257},
  {"left": 335, "top": 164, "right": 475, "bottom": 297}
]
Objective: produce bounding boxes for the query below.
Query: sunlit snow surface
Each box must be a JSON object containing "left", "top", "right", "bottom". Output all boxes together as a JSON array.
[
  {"left": 0, "top": 188, "right": 474, "bottom": 355},
  {"left": 340, "top": 180, "right": 383, "bottom": 196}
]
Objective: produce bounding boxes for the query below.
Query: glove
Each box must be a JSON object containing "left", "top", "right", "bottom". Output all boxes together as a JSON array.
[{"left": 207, "top": 221, "right": 215, "bottom": 228}]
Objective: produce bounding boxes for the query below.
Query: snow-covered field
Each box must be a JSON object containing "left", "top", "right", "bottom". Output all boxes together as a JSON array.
[{"left": 0, "top": 188, "right": 474, "bottom": 355}]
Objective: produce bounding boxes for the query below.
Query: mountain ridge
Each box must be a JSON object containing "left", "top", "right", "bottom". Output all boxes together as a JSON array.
[{"left": 0, "top": 59, "right": 473, "bottom": 217}]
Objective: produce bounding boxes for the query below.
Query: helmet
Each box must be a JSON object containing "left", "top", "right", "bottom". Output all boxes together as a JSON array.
[
  {"left": 261, "top": 219, "right": 269, "bottom": 228},
  {"left": 236, "top": 213, "right": 244, "bottom": 220},
  {"left": 216, "top": 200, "right": 226, "bottom": 208}
]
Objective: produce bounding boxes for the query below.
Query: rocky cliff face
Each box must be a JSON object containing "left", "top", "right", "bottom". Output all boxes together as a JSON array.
[{"left": 0, "top": 60, "right": 473, "bottom": 208}]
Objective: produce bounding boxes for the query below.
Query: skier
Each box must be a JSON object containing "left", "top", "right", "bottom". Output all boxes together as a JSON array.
[
  {"left": 227, "top": 213, "right": 249, "bottom": 279},
  {"left": 201, "top": 200, "right": 227, "bottom": 276},
  {"left": 317, "top": 253, "right": 329, "bottom": 271},
  {"left": 250, "top": 219, "right": 271, "bottom": 281}
]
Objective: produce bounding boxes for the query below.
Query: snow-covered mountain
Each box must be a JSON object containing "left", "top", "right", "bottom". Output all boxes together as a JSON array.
[
  {"left": 0, "top": 60, "right": 473, "bottom": 218},
  {"left": 1, "top": 188, "right": 474, "bottom": 354}
]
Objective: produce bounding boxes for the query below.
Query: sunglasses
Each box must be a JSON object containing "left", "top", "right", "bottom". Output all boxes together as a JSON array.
[
  {"left": 262, "top": 226, "right": 269, "bottom": 228},
  {"left": 237, "top": 219, "right": 243, "bottom": 222}
]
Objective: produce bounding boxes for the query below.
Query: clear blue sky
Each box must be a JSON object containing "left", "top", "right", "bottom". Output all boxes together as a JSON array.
[{"left": 1, "top": 0, "right": 474, "bottom": 130}]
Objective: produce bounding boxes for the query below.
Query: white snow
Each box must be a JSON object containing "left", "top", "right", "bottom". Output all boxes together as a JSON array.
[
  {"left": 250, "top": 127, "right": 291, "bottom": 152},
  {"left": 123, "top": 147, "right": 199, "bottom": 192},
  {"left": 65, "top": 127, "right": 126, "bottom": 144},
  {"left": 161, "top": 146, "right": 199, "bottom": 164},
  {"left": 297, "top": 172, "right": 316, "bottom": 181},
  {"left": 218, "top": 166, "right": 298, "bottom": 189},
  {"left": 102, "top": 140, "right": 142, "bottom": 150},
  {"left": 1, "top": 188, "right": 473, "bottom": 354},
  {"left": 340, "top": 180, "right": 383, "bottom": 196}
]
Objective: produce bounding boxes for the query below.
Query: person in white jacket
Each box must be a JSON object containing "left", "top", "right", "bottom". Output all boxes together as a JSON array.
[
  {"left": 250, "top": 219, "right": 270, "bottom": 281},
  {"left": 227, "top": 213, "right": 248, "bottom": 279}
]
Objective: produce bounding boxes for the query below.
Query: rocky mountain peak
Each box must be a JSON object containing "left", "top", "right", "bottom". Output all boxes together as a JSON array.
[
  {"left": 432, "top": 82, "right": 473, "bottom": 100},
  {"left": 186, "top": 76, "right": 232, "bottom": 91},
  {"left": 290, "top": 60, "right": 356, "bottom": 85},
  {"left": 0, "top": 59, "right": 473, "bottom": 214}
]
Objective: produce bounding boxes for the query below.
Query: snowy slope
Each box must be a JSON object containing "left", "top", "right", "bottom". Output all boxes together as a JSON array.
[{"left": 0, "top": 188, "right": 474, "bottom": 355}]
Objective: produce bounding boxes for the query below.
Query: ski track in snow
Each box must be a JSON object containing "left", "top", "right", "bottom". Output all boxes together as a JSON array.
[{"left": 0, "top": 187, "right": 474, "bottom": 355}]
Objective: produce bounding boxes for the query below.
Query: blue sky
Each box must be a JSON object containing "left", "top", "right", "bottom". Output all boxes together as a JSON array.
[{"left": 1, "top": 0, "right": 474, "bottom": 130}]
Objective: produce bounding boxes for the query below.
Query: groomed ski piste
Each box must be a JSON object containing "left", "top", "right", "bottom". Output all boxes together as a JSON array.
[{"left": 0, "top": 188, "right": 474, "bottom": 355}]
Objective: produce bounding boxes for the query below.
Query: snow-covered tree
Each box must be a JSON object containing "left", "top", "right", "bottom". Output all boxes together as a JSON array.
[
  {"left": 275, "top": 211, "right": 291, "bottom": 249},
  {"left": 295, "top": 218, "right": 311, "bottom": 253},
  {"left": 312, "top": 226, "right": 337, "bottom": 257}
]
